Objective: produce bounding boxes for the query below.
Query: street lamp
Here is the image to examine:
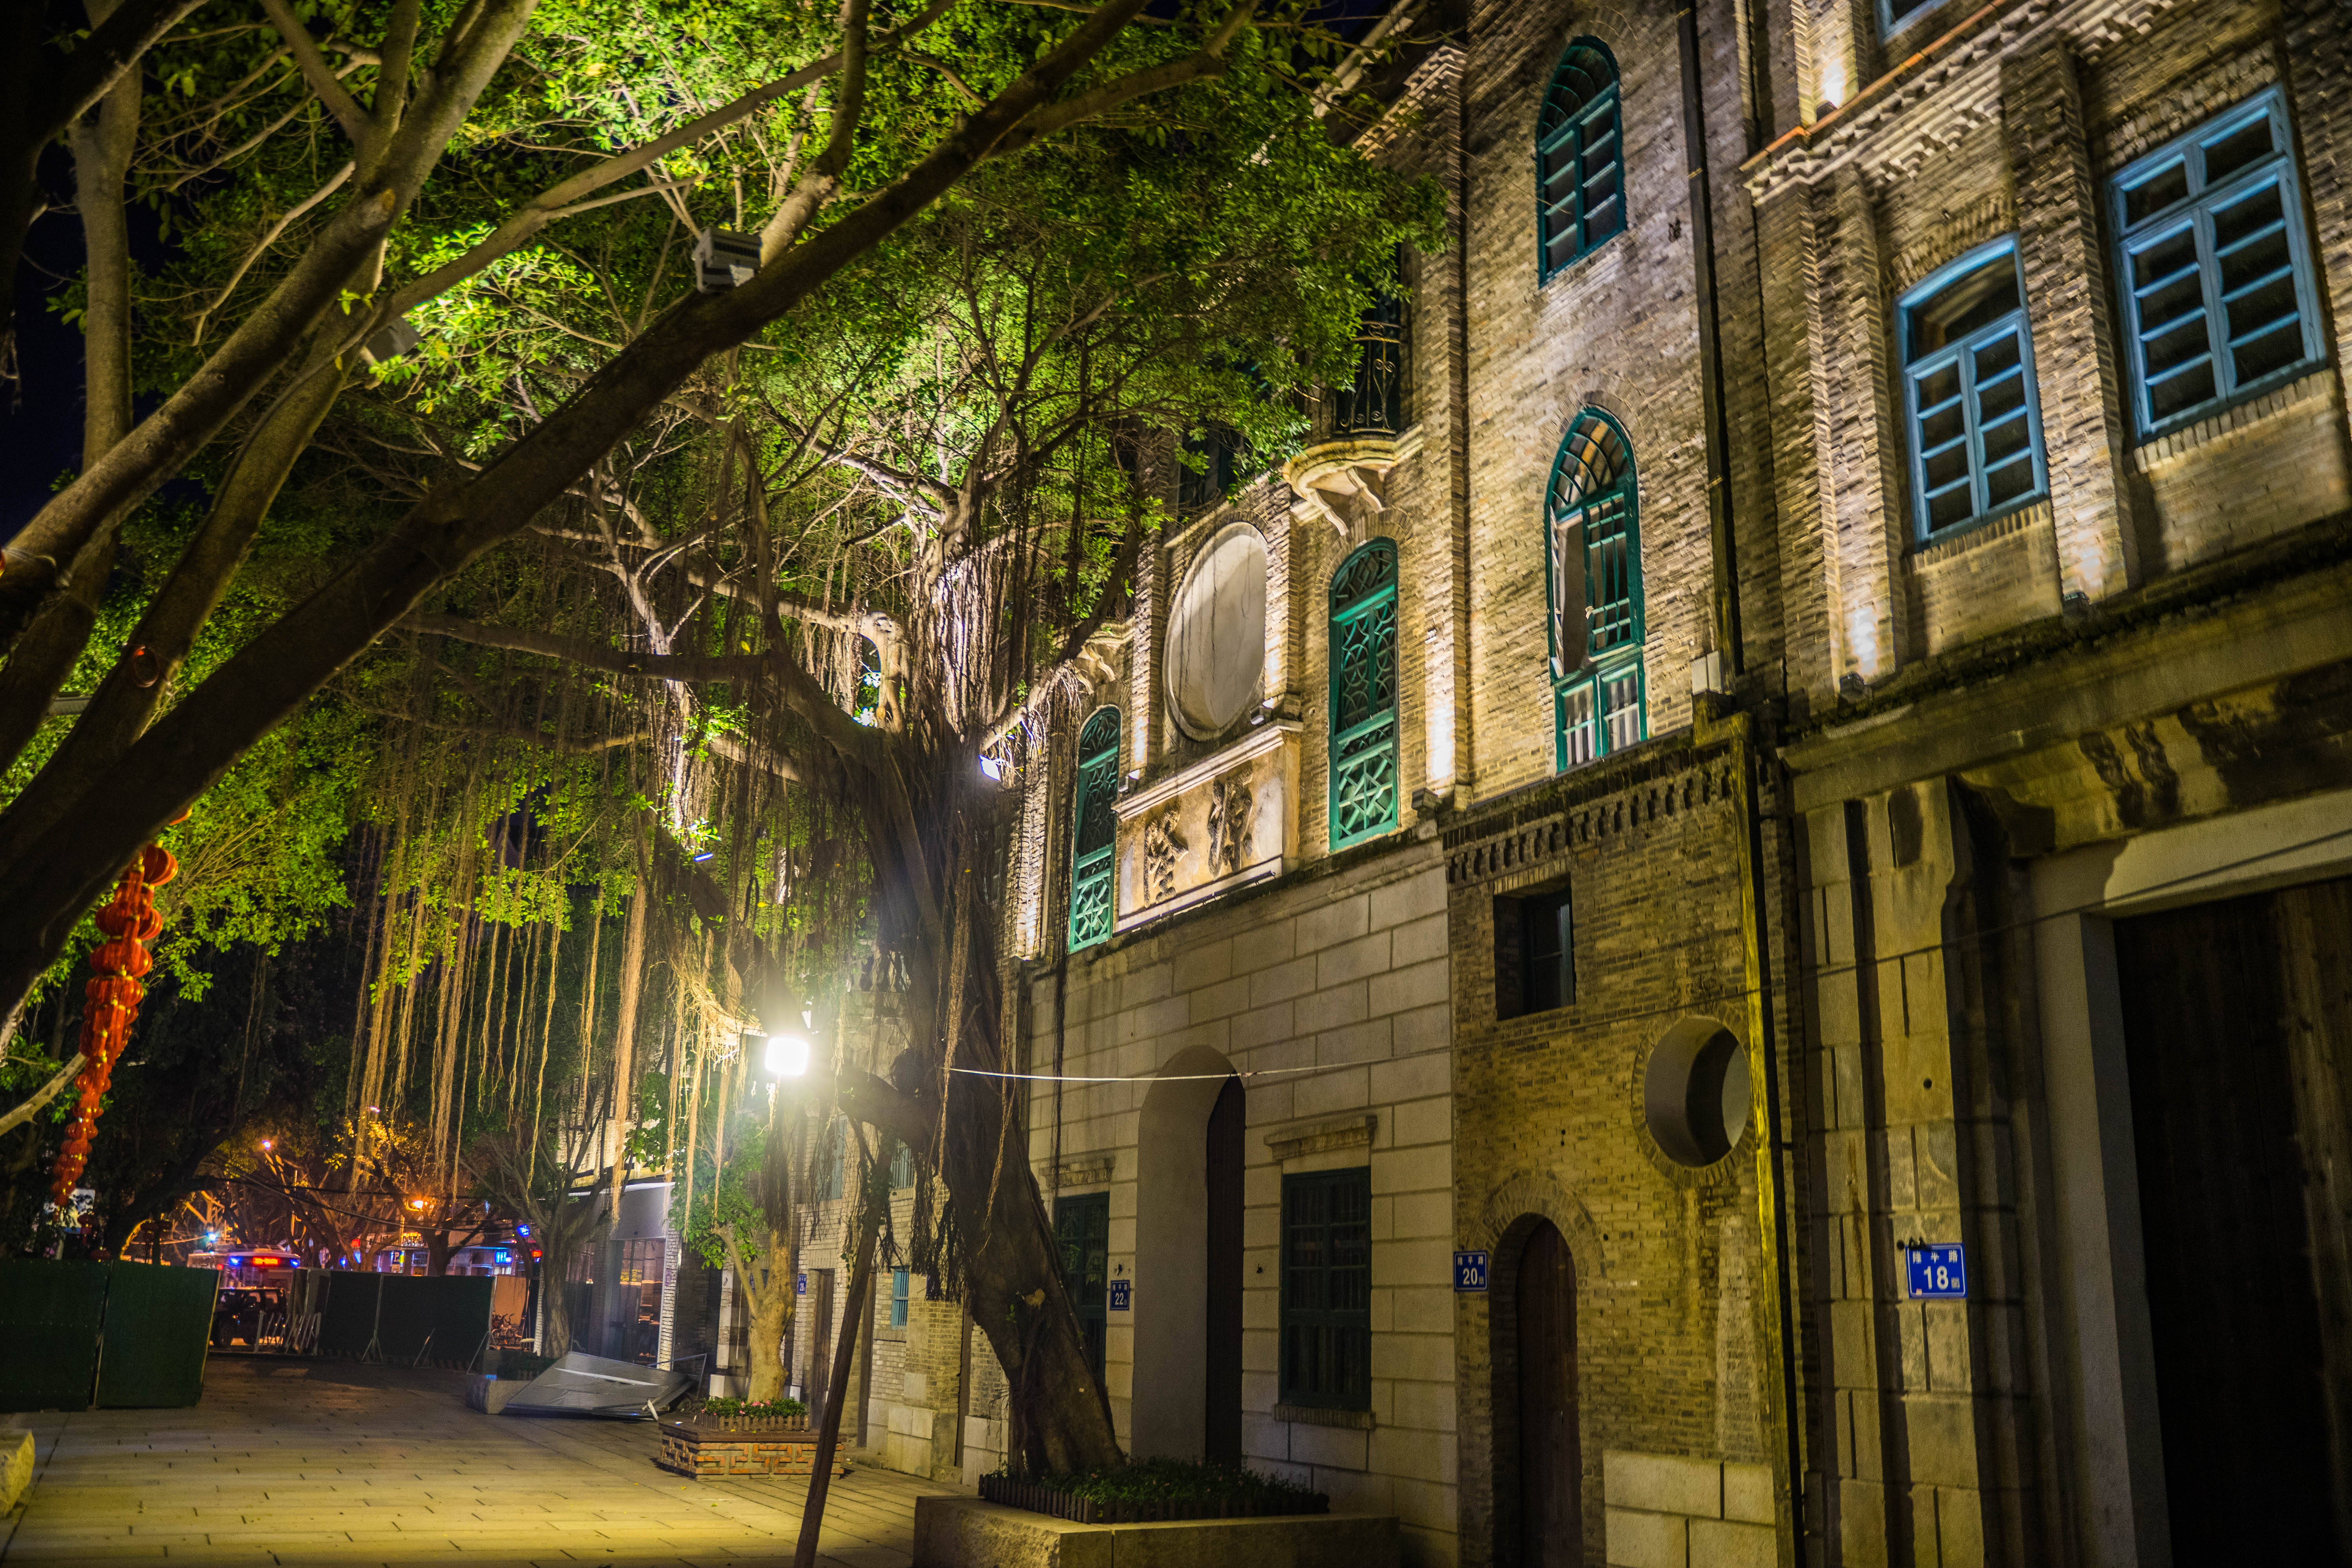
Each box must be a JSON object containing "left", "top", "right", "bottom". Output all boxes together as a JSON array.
[{"left": 763, "top": 1033, "right": 810, "bottom": 1079}]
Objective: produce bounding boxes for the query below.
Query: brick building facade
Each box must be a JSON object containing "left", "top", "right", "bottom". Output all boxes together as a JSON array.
[{"left": 819, "top": 0, "right": 2352, "bottom": 1564}]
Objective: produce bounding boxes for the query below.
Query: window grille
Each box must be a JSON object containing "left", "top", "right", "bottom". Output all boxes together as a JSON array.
[
  {"left": 1068, "top": 707, "right": 1120, "bottom": 949},
  {"left": 1538, "top": 40, "right": 1626, "bottom": 279},
  {"left": 1329, "top": 541, "right": 1400, "bottom": 849},
  {"left": 2112, "top": 89, "right": 2321, "bottom": 437},
  {"left": 1546, "top": 410, "right": 1645, "bottom": 771},
  {"left": 1279, "top": 1168, "right": 1371, "bottom": 1409},
  {"left": 1055, "top": 1192, "right": 1110, "bottom": 1384},
  {"left": 889, "top": 1141, "right": 915, "bottom": 1190},
  {"left": 1900, "top": 238, "right": 2047, "bottom": 536}
]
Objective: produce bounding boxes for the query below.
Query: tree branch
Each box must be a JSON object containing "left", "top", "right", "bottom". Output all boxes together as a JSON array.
[
  {"left": 406, "top": 613, "right": 778, "bottom": 682},
  {"left": 254, "top": 0, "right": 367, "bottom": 143}
]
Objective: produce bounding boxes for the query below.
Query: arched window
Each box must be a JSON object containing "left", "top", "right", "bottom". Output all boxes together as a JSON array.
[
  {"left": 1329, "top": 541, "right": 1399, "bottom": 848},
  {"left": 1546, "top": 411, "right": 1644, "bottom": 769},
  {"left": 1538, "top": 40, "right": 1626, "bottom": 280},
  {"left": 1068, "top": 707, "right": 1120, "bottom": 949}
]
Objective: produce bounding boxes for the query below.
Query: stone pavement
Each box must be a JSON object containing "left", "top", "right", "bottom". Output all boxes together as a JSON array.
[{"left": 0, "top": 1356, "right": 963, "bottom": 1566}]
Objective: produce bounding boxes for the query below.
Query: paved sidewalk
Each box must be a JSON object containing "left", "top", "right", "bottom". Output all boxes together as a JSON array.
[{"left": 0, "top": 1357, "right": 961, "bottom": 1566}]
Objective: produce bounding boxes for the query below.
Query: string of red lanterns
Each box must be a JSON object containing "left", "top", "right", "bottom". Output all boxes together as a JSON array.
[{"left": 48, "top": 843, "right": 178, "bottom": 1208}]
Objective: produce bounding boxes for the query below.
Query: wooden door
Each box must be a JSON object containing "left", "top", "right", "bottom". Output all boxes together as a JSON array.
[
  {"left": 1205, "top": 1076, "right": 1246, "bottom": 1465},
  {"left": 2115, "top": 875, "right": 2352, "bottom": 1560},
  {"left": 1516, "top": 1220, "right": 1580, "bottom": 1568}
]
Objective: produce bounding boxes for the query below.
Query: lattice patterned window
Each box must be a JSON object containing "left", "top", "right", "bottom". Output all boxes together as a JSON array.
[
  {"left": 1538, "top": 40, "right": 1625, "bottom": 281},
  {"left": 1329, "top": 541, "right": 1399, "bottom": 849},
  {"left": 2112, "top": 89, "right": 2321, "bottom": 438},
  {"left": 1279, "top": 1167, "right": 1371, "bottom": 1409},
  {"left": 1547, "top": 410, "right": 1644, "bottom": 771},
  {"left": 1068, "top": 706, "right": 1120, "bottom": 949},
  {"left": 1900, "top": 238, "right": 2046, "bottom": 537}
]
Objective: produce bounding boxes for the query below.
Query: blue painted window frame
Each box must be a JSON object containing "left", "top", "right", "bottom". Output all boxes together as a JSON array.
[
  {"left": 890, "top": 1269, "right": 910, "bottom": 1329},
  {"left": 1328, "top": 540, "right": 1401, "bottom": 850},
  {"left": 1880, "top": 0, "right": 1942, "bottom": 43},
  {"left": 1898, "top": 236, "right": 2048, "bottom": 539},
  {"left": 1067, "top": 706, "right": 1120, "bottom": 950},
  {"left": 1537, "top": 40, "right": 1626, "bottom": 282},
  {"left": 1544, "top": 410, "right": 1645, "bottom": 773},
  {"left": 2111, "top": 88, "right": 2322, "bottom": 439}
]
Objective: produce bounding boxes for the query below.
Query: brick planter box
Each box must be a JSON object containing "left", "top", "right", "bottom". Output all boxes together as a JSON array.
[
  {"left": 977, "top": 1471, "right": 1329, "bottom": 1524},
  {"left": 655, "top": 1417, "right": 851, "bottom": 1480}
]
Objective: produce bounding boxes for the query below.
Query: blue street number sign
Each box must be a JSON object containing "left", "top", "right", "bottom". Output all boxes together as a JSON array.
[
  {"left": 1454, "top": 1250, "right": 1490, "bottom": 1292},
  {"left": 796, "top": 1272, "right": 808, "bottom": 1296},
  {"left": 1906, "top": 1244, "right": 1967, "bottom": 1299},
  {"left": 1109, "top": 1279, "right": 1131, "bottom": 1312}
]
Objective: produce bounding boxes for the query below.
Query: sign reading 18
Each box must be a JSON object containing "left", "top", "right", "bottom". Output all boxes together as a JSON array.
[{"left": 1904, "top": 1243, "right": 1967, "bottom": 1300}]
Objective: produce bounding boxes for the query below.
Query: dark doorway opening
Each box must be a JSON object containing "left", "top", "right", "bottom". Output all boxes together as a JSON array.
[
  {"left": 1510, "top": 1219, "right": 1580, "bottom": 1567},
  {"left": 2114, "top": 874, "right": 2352, "bottom": 1561},
  {"left": 1205, "top": 1076, "right": 1246, "bottom": 1464}
]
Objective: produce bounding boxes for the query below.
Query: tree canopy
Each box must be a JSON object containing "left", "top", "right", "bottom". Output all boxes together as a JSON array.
[{"left": 0, "top": 0, "right": 1444, "bottom": 1474}]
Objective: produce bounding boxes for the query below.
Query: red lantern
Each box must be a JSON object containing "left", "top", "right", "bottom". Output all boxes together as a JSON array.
[{"left": 49, "top": 842, "right": 178, "bottom": 1209}]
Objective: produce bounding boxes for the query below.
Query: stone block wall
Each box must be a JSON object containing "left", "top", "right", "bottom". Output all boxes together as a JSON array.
[
  {"left": 1025, "top": 842, "right": 1458, "bottom": 1566},
  {"left": 1601, "top": 1450, "right": 1777, "bottom": 1568}
]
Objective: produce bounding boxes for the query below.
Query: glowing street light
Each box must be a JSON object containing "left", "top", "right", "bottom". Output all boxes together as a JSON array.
[{"left": 763, "top": 1033, "right": 810, "bottom": 1080}]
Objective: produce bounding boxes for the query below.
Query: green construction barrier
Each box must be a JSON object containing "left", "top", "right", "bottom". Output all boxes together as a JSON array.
[
  {"left": 96, "top": 1260, "right": 219, "bottom": 1408},
  {"left": 314, "top": 1270, "right": 383, "bottom": 1359},
  {"left": 0, "top": 1260, "right": 108, "bottom": 1412},
  {"left": 424, "top": 1276, "right": 494, "bottom": 1369},
  {"left": 375, "top": 1273, "right": 434, "bottom": 1361}
]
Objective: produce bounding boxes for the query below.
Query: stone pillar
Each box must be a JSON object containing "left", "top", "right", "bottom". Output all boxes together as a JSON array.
[
  {"left": 2002, "top": 40, "right": 2143, "bottom": 601},
  {"left": 2281, "top": 0, "right": 2352, "bottom": 427},
  {"left": 1755, "top": 176, "right": 1842, "bottom": 713},
  {"left": 1817, "top": 166, "right": 1911, "bottom": 680}
]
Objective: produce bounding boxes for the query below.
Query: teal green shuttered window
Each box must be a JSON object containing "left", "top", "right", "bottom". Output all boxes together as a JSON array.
[
  {"left": 2112, "top": 89, "right": 2321, "bottom": 437},
  {"left": 1900, "top": 237, "right": 2047, "bottom": 537},
  {"left": 1279, "top": 1167, "right": 1371, "bottom": 1409},
  {"left": 1547, "top": 411, "right": 1644, "bottom": 770},
  {"left": 1329, "top": 541, "right": 1399, "bottom": 849},
  {"left": 1068, "top": 707, "right": 1120, "bottom": 950},
  {"left": 1538, "top": 40, "right": 1625, "bottom": 280}
]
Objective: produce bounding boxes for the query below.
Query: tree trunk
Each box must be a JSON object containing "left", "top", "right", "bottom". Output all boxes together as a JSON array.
[
  {"left": 541, "top": 1269, "right": 573, "bottom": 1356},
  {"left": 867, "top": 811, "right": 1122, "bottom": 1476},
  {"left": 744, "top": 1230, "right": 793, "bottom": 1401}
]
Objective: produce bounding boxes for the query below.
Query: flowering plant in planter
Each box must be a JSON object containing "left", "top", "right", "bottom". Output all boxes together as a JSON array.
[{"left": 982, "top": 1458, "right": 1327, "bottom": 1524}]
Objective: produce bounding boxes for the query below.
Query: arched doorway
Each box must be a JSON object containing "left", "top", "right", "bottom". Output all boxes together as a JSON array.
[
  {"left": 1132, "top": 1045, "right": 1244, "bottom": 1459},
  {"left": 1512, "top": 1219, "right": 1580, "bottom": 1566}
]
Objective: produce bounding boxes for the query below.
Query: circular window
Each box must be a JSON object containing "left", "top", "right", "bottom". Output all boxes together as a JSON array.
[
  {"left": 1643, "top": 1020, "right": 1751, "bottom": 1167},
  {"left": 1164, "top": 524, "right": 1267, "bottom": 738}
]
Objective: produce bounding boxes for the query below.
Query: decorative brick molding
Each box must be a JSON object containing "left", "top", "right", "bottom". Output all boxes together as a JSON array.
[
  {"left": 1263, "top": 1114, "right": 1376, "bottom": 1163},
  {"left": 1042, "top": 1153, "right": 1114, "bottom": 1190},
  {"left": 1274, "top": 1402, "right": 1377, "bottom": 1430},
  {"left": 2130, "top": 370, "right": 2342, "bottom": 472},
  {"left": 1908, "top": 500, "right": 2054, "bottom": 568}
]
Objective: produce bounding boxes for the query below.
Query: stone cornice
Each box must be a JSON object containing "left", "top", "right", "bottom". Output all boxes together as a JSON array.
[{"left": 1740, "top": 0, "right": 2199, "bottom": 203}]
